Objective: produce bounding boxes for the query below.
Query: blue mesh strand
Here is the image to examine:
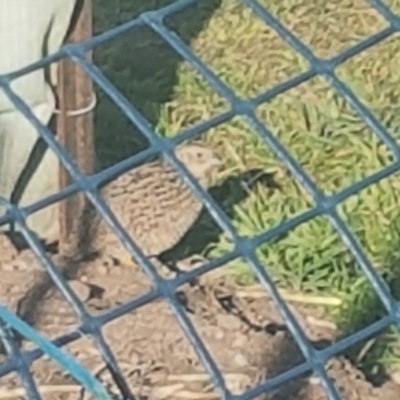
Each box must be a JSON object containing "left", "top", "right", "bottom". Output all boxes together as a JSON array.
[{"left": 0, "top": 305, "right": 112, "bottom": 400}]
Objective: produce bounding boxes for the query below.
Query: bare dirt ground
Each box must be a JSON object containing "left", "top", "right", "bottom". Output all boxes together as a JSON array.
[{"left": 0, "top": 245, "right": 399, "bottom": 400}]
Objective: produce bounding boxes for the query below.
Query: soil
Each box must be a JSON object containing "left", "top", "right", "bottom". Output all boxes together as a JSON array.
[{"left": 0, "top": 241, "right": 399, "bottom": 400}]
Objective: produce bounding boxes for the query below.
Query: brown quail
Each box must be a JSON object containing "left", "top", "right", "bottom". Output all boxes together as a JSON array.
[
  {"left": 67, "top": 143, "right": 222, "bottom": 266},
  {"left": 17, "top": 143, "right": 221, "bottom": 326}
]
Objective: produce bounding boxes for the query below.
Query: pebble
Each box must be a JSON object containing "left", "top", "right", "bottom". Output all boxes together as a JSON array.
[
  {"left": 0, "top": 262, "right": 16, "bottom": 271},
  {"left": 97, "top": 264, "right": 109, "bottom": 275},
  {"left": 129, "top": 351, "right": 140, "bottom": 366},
  {"left": 232, "top": 335, "right": 247, "bottom": 348},
  {"left": 69, "top": 280, "right": 91, "bottom": 302},
  {"left": 215, "top": 328, "right": 225, "bottom": 340},
  {"left": 309, "top": 375, "right": 321, "bottom": 386},
  {"left": 234, "top": 353, "right": 248, "bottom": 367},
  {"left": 216, "top": 314, "right": 242, "bottom": 331}
]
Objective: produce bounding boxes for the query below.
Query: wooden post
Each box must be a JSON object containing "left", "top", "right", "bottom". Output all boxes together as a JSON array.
[{"left": 56, "top": 0, "right": 94, "bottom": 244}]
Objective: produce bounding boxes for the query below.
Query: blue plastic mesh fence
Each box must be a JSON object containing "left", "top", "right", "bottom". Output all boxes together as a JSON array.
[{"left": 1, "top": 0, "right": 400, "bottom": 399}]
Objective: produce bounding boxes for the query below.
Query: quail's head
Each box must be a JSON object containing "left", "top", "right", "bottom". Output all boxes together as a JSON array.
[{"left": 175, "top": 144, "right": 222, "bottom": 186}]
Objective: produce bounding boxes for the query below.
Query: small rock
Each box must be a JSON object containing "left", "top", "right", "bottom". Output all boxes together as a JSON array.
[
  {"left": 97, "top": 264, "right": 109, "bottom": 275},
  {"left": 215, "top": 328, "right": 225, "bottom": 340},
  {"left": 216, "top": 313, "right": 242, "bottom": 330},
  {"left": 69, "top": 280, "right": 91, "bottom": 302},
  {"left": 234, "top": 353, "right": 248, "bottom": 367},
  {"left": 129, "top": 351, "right": 140, "bottom": 366},
  {"left": 1, "top": 262, "right": 16, "bottom": 272},
  {"left": 309, "top": 375, "right": 321, "bottom": 386},
  {"left": 232, "top": 335, "right": 247, "bottom": 348}
]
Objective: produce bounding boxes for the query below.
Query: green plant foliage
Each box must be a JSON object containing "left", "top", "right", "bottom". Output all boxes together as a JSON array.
[{"left": 93, "top": 0, "right": 400, "bottom": 379}]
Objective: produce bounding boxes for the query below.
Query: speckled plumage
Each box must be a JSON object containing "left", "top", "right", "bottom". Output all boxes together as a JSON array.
[
  {"left": 64, "top": 144, "right": 221, "bottom": 264},
  {"left": 17, "top": 144, "right": 221, "bottom": 326}
]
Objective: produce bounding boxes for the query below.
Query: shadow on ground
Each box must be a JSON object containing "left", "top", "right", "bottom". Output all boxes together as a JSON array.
[{"left": 160, "top": 168, "right": 282, "bottom": 263}]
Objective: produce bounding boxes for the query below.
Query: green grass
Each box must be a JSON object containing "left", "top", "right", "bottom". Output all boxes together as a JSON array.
[{"left": 93, "top": 0, "right": 400, "bottom": 380}]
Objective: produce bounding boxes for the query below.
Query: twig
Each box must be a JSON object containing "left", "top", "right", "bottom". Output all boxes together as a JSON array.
[
  {"left": 305, "top": 315, "right": 337, "bottom": 330},
  {"left": 356, "top": 337, "right": 377, "bottom": 363},
  {"left": 236, "top": 285, "right": 343, "bottom": 306},
  {"left": 0, "top": 385, "right": 80, "bottom": 399},
  {"left": 171, "top": 390, "right": 218, "bottom": 399},
  {"left": 166, "top": 372, "right": 249, "bottom": 383}
]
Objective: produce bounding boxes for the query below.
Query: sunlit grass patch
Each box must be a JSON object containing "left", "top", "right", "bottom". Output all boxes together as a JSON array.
[{"left": 94, "top": 0, "right": 400, "bottom": 378}]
